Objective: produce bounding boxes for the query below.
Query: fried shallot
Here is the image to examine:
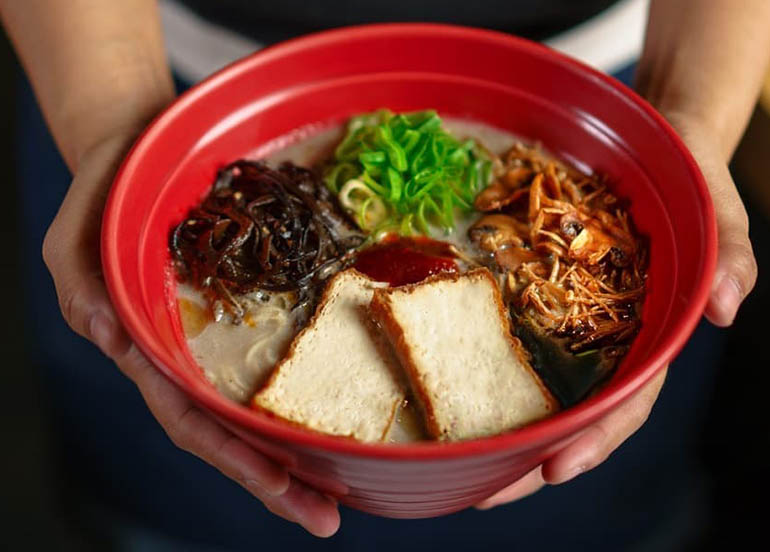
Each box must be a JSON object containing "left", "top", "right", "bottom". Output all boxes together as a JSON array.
[{"left": 470, "top": 143, "right": 647, "bottom": 352}]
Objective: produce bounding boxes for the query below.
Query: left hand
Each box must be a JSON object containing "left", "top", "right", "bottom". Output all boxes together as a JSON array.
[
  {"left": 476, "top": 110, "right": 758, "bottom": 510},
  {"left": 476, "top": 367, "right": 667, "bottom": 509},
  {"left": 42, "top": 132, "right": 341, "bottom": 537}
]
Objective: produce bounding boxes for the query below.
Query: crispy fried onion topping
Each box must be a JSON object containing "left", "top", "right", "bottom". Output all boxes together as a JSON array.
[{"left": 470, "top": 143, "right": 647, "bottom": 352}]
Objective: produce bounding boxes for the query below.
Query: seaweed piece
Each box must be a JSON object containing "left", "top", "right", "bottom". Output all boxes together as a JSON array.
[{"left": 513, "top": 314, "right": 621, "bottom": 408}]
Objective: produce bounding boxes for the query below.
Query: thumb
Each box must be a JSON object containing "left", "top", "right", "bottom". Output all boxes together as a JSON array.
[
  {"left": 697, "top": 152, "right": 757, "bottom": 327},
  {"left": 708, "top": 237, "right": 757, "bottom": 327},
  {"left": 42, "top": 134, "right": 135, "bottom": 358},
  {"left": 669, "top": 120, "right": 758, "bottom": 326}
]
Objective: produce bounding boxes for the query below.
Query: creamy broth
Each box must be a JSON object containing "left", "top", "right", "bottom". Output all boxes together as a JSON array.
[
  {"left": 178, "top": 117, "right": 521, "bottom": 441},
  {"left": 178, "top": 285, "right": 307, "bottom": 403}
]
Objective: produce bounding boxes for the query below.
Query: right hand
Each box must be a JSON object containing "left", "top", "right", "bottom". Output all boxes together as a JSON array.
[{"left": 42, "top": 130, "right": 341, "bottom": 538}]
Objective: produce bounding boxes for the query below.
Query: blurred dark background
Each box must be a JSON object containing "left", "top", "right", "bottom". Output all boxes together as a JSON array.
[
  {"left": 2, "top": 26, "right": 769, "bottom": 550},
  {"left": 0, "top": 29, "right": 66, "bottom": 548}
]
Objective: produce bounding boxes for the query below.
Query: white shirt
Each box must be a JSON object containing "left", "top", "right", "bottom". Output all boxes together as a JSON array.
[{"left": 159, "top": 0, "right": 650, "bottom": 84}]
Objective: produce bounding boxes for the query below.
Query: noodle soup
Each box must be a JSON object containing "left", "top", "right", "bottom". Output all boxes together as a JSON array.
[{"left": 172, "top": 111, "right": 647, "bottom": 443}]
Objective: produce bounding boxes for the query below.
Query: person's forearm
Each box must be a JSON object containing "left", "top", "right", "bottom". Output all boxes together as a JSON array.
[
  {"left": 0, "top": 0, "right": 175, "bottom": 171},
  {"left": 636, "top": 0, "right": 770, "bottom": 160}
]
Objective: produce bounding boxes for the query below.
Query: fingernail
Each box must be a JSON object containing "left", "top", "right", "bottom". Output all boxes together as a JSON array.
[
  {"left": 714, "top": 276, "right": 742, "bottom": 324},
  {"left": 475, "top": 500, "right": 496, "bottom": 510},
  {"left": 90, "top": 311, "right": 115, "bottom": 356},
  {"left": 548, "top": 459, "right": 589, "bottom": 485},
  {"left": 558, "top": 464, "right": 587, "bottom": 484}
]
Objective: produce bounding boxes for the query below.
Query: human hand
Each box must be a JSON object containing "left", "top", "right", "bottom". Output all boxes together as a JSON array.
[
  {"left": 42, "top": 132, "right": 341, "bottom": 537},
  {"left": 476, "top": 110, "right": 758, "bottom": 510},
  {"left": 663, "top": 112, "right": 758, "bottom": 327}
]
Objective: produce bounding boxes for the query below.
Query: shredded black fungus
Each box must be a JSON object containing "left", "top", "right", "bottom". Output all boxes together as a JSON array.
[{"left": 170, "top": 160, "right": 363, "bottom": 321}]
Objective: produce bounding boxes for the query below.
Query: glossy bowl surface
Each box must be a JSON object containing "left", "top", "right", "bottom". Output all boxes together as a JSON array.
[{"left": 102, "top": 23, "right": 717, "bottom": 518}]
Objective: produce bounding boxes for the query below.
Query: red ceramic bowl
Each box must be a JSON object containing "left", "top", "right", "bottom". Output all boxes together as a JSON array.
[{"left": 102, "top": 23, "right": 717, "bottom": 518}]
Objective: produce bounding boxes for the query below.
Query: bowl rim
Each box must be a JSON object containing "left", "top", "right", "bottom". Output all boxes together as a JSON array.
[{"left": 102, "top": 22, "right": 717, "bottom": 460}]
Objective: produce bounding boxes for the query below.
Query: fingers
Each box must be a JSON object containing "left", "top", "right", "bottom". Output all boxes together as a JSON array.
[
  {"left": 474, "top": 465, "right": 545, "bottom": 510},
  {"left": 472, "top": 368, "right": 667, "bottom": 510},
  {"left": 119, "top": 345, "right": 289, "bottom": 496},
  {"left": 707, "top": 237, "right": 758, "bottom": 327},
  {"left": 42, "top": 134, "right": 340, "bottom": 536},
  {"left": 541, "top": 367, "right": 667, "bottom": 485},
  {"left": 40, "top": 263, "right": 131, "bottom": 359},
  {"left": 170, "top": 405, "right": 291, "bottom": 496},
  {"left": 700, "top": 159, "right": 757, "bottom": 326},
  {"left": 42, "top": 134, "right": 137, "bottom": 357},
  {"left": 118, "top": 346, "right": 340, "bottom": 536},
  {"left": 257, "top": 480, "right": 341, "bottom": 538}
]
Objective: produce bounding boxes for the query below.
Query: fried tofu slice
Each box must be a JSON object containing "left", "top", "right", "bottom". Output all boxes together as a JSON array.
[
  {"left": 253, "top": 270, "right": 404, "bottom": 442},
  {"left": 370, "top": 268, "right": 557, "bottom": 441}
]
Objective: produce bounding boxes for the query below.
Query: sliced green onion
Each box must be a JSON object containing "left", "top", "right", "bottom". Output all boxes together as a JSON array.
[
  {"left": 415, "top": 199, "right": 431, "bottom": 235},
  {"left": 324, "top": 161, "right": 358, "bottom": 193},
  {"left": 323, "top": 109, "right": 493, "bottom": 235},
  {"left": 358, "top": 151, "right": 387, "bottom": 164},
  {"left": 415, "top": 112, "right": 441, "bottom": 133},
  {"left": 399, "top": 214, "right": 415, "bottom": 235},
  {"left": 359, "top": 172, "right": 388, "bottom": 196},
  {"left": 400, "top": 129, "right": 420, "bottom": 153},
  {"left": 339, "top": 179, "right": 388, "bottom": 231},
  {"left": 386, "top": 167, "right": 403, "bottom": 203}
]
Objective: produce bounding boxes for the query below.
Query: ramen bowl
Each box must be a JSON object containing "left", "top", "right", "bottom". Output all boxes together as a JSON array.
[{"left": 101, "top": 24, "right": 716, "bottom": 518}]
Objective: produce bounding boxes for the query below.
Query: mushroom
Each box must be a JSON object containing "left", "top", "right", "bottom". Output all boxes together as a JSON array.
[
  {"left": 473, "top": 166, "right": 533, "bottom": 211},
  {"left": 559, "top": 213, "right": 584, "bottom": 239},
  {"left": 567, "top": 219, "right": 634, "bottom": 267},
  {"left": 469, "top": 214, "right": 527, "bottom": 252},
  {"left": 494, "top": 246, "right": 541, "bottom": 272}
]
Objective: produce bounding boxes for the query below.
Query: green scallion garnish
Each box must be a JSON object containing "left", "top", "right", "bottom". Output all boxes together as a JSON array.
[{"left": 324, "top": 109, "right": 491, "bottom": 235}]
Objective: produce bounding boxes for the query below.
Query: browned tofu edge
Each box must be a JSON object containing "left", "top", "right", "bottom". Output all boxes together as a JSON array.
[
  {"left": 252, "top": 392, "right": 403, "bottom": 442},
  {"left": 250, "top": 268, "right": 404, "bottom": 442},
  {"left": 369, "top": 292, "right": 442, "bottom": 439},
  {"left": 369, "top": 267, "right": 559, "bottom": 440}
]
